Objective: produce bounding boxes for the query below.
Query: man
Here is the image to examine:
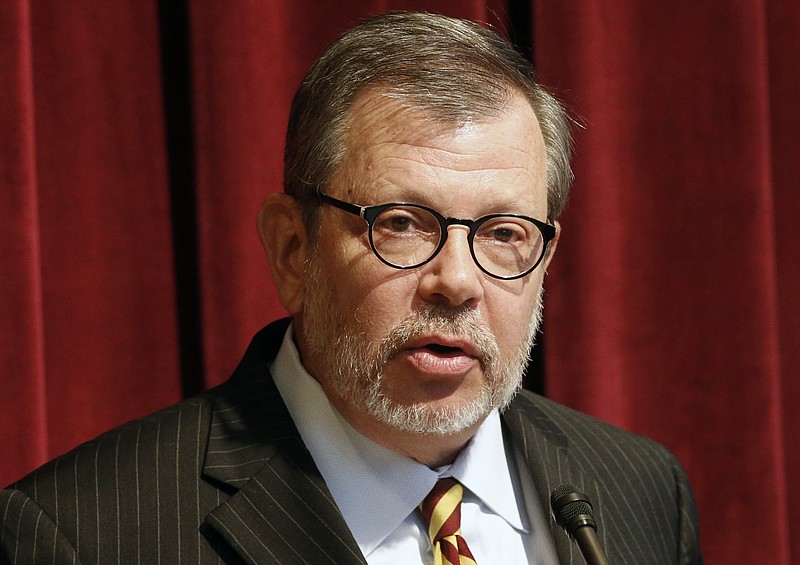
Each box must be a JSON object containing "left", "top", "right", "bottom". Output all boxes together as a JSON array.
[{"left": 1, "top": 11, "right": 702, "bottom": 565}]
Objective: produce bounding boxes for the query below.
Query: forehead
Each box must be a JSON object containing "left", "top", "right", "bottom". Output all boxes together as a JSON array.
[{"left": 333, "top": 90, "right": 548, "bottom": 214}]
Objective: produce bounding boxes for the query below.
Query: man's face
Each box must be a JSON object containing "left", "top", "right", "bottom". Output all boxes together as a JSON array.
[{"left": 296, "top": 91, "right": 555, "bottom": 438}]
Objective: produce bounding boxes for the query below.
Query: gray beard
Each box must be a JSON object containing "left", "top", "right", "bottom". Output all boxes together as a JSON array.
[{"left": 301, "top": 253, "right": 544, "bottom": 436}]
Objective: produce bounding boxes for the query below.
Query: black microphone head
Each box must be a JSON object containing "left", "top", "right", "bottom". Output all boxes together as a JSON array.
[{"left": 550, "top": 483, "right": 598, "bottom": 539}]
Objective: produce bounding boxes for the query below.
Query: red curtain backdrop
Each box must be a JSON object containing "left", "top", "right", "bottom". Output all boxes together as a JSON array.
[
  {"left": 2, "top": 0, "right": 183, "bottom": 482},
  {"left": 1, "top": 1, "right": 797, "bottom": 563},
  {"left": 535, "top": 2, "right": 799, "bottom": 563}
]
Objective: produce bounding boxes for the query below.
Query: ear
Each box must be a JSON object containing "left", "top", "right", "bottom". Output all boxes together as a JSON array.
[
  {"left": 542, "top": 220, "right": 561, "bottom": 272},
  {"left": 257, "top": 193, "right": 308, "bottom": 314}
]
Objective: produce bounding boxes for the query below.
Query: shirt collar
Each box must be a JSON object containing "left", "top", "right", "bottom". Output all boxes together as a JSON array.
[
  {"left": 270, "top": 324, "right": 527, "bottom": 556},
  {"left": 448, "top": 406, "right": 527, "bottom": 533}
]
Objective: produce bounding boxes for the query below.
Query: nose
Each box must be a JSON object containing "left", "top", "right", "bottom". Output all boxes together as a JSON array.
[{"left": 417, "top": 226, "right": 484, "bottom": 308}]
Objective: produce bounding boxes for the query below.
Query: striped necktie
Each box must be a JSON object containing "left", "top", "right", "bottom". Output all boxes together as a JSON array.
[{"left": 419, "top": 478, "right": 477, "bottom": 565}]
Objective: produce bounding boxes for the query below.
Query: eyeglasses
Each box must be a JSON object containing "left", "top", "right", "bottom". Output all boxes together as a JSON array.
[{"left": 317, "top": 190, "right": 556, "bottom": 280}]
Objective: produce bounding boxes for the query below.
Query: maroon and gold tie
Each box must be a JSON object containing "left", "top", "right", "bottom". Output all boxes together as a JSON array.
[{"left": 419, "top": 478, "right": 477, "bottom": 565}]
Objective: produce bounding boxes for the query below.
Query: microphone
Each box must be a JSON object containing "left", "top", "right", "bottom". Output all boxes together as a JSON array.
[{"left": 550, "top": 483, "right": 610, "bottom": 565}]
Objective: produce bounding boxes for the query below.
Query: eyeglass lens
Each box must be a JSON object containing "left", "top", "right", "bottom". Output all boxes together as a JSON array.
[{"left": 370, "top": 205, "right": 545, "bottom": 278}]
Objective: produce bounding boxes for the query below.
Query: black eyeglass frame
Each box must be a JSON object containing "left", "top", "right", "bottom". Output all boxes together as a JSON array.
[{"left": 317, "top": 190, "right": 556, "bottom": 280}]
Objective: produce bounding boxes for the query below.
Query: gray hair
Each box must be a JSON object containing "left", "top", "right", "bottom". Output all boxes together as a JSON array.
[{"left": 284, "top": 11, "right": 573, "bottom": 227}]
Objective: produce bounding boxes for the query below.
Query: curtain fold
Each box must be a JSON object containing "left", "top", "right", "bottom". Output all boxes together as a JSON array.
[
  {"left": 768, "top": 1, "right": 800, "bottom": 562},
  {"left": 1, "top": 1, "right": 797, "bottom": 562},
  {"left": 1, "top": 0, "right": 48, "bottom": 483}
]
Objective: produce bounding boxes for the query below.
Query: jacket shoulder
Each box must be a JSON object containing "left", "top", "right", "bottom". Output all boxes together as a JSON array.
[
  {"left": 7, "top": 318, "right": 292, "bottom": 496},
  {"left": 509, "top": 389, "right": 675, "bottom": 459},
  {"left": 9, "top": 393, "right": 211, "bottom": 505}
]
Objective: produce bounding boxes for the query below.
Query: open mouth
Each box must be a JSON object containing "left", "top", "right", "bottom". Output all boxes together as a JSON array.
[
  {"left": 423, "top": 343, "right": 462, "bottom": 355},
  {"left": 400, "top": 337, "right": 480, "bottom": 375}
]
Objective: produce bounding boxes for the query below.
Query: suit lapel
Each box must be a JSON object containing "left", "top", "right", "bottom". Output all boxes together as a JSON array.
[
  {"left": 203, "top": 437, "right": 366, "bottom": 565},
  {"left": 199, "top": 320, "right": 366, "bottom": 565},
  {"left": 503, "top": 391, "right": 584, "bottom": 565}
]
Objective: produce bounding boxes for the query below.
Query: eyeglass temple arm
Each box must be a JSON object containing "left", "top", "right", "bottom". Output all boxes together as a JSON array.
[{"left": 317, "top": 191, "right": 367, "bottom": 219}]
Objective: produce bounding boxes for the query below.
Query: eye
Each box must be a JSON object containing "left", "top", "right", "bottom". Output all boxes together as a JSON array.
[
  {"left": 374, "top": 206, "right": 438, "bottom": 235},
  {"left": 387, "top": 215, "right": 412, "bottom": 232},
  {"left": 477, "top": 219, "right": 530, "bottom": 244},
  {"left": 491, "top": 227, "right": 517, "bottom": 242}
]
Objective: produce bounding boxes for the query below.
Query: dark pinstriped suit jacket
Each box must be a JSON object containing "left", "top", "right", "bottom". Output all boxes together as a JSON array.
[{"left": 1, "top": 319, "right": 702, "bottom": 564}]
